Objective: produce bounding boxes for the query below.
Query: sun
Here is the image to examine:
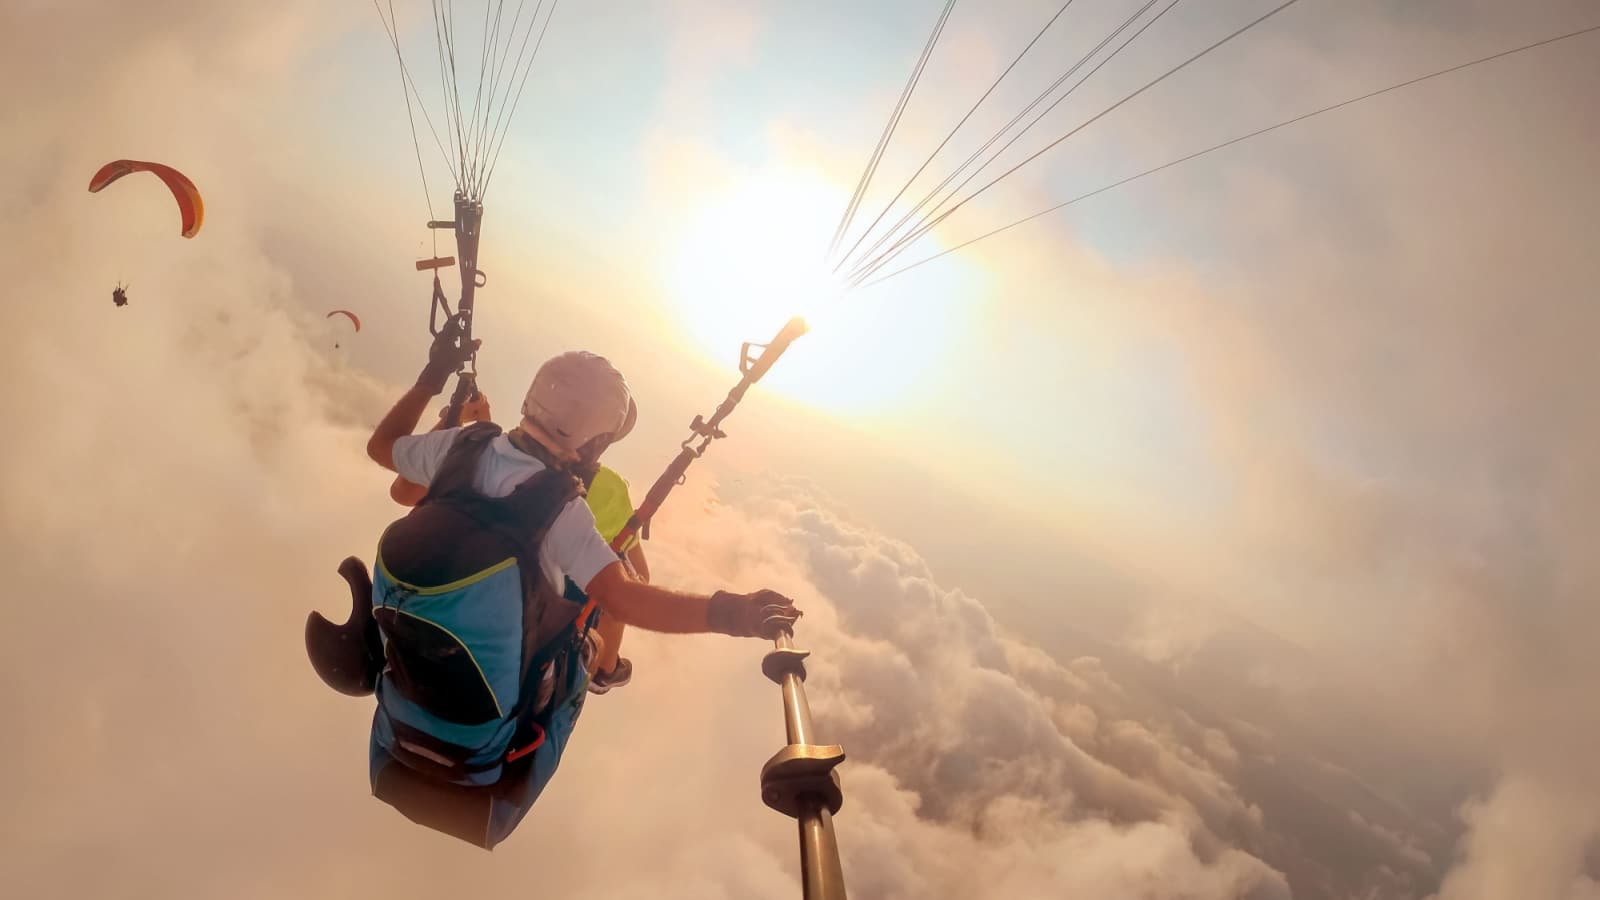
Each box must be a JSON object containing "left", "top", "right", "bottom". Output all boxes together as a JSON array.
[
  {"left": 664, "top": 168, "right": 974, "bottom": 416},
  {"left": 667, "top": 171, "right": 843, "bottom": 349}
]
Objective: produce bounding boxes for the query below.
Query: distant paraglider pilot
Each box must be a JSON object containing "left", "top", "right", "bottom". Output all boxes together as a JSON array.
[
  {"left": 111, "top": 283, "right": 129, "bottom": 307},
  {"left": 327, "top": 308, "right": 361, "bottom": 349}
]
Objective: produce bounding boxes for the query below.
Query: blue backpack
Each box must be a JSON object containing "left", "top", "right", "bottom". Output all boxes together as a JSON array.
[{"left": 367, "top": 423, "right": 593, "bottom": 845}]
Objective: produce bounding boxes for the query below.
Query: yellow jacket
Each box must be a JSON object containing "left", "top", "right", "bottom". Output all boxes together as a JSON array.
[{"left": 587, "top": 465, "right": 638, "bottom": 551}]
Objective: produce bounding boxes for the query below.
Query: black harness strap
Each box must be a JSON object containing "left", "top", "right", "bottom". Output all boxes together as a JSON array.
[{"left": 423, "top": 422, "right": 503, "bottom": 502}]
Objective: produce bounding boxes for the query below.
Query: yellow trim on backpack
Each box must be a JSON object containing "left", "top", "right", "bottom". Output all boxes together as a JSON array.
[{"left": 375, "top": 554, "right": 518, "bottom": 595}]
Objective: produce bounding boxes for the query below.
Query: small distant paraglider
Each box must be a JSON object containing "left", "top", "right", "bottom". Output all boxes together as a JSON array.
[
  {"left": 89, "top": 160, "right": 202, "bottom": 312},
  {"left": 87, "top": 159, "right": 205, "bottom": 239},
  {"left": 327, "top": 309, "right": 361, "bottom": 348}
]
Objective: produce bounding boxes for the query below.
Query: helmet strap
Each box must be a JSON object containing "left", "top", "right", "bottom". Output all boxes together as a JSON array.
[{"left": 508, "top": 424, "right": 571, "bottom": 471}]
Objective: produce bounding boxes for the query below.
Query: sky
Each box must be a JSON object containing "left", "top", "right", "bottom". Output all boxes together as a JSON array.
[{"left": 2, "top": 0, "right": 1598, "bottom": 898}]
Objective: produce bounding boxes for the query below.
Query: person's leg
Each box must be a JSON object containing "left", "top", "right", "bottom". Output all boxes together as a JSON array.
[
  {"left": 564, "top": 577, "right": 628, "bottom": 688},
  {"left": 594, "top": 611, "right": 624, "bottom": 674},
  {"left": 581, "top": 628, "right": 606, "bottom": 681},
  {"left": 587, "top": 618, "right": 633, "bottom": 693}
]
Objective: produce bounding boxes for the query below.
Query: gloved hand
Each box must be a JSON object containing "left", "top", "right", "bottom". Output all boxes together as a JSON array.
[
  {"left": 417, "top": 318, "right": 481, "bottom": 395},
  {"left": 708, "top": 589, "right": 802, "bottom": 639}
]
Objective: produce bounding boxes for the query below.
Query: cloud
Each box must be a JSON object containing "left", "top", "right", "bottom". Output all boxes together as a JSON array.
[
  {"left": 0, "top": 16, "right": 1301, "bottom": 888},
  {"left": 1432, "top": 776, "right": 1600, "bottom": 900},
  {"left": 718, "top": 477, "right": 1473, "bottom": 898},
  {"left": 855, "top": 4, "right": 1600, "bottom": 896},
  {"left": 9, "top": 0, "right": 1600, "bottom": 898}
]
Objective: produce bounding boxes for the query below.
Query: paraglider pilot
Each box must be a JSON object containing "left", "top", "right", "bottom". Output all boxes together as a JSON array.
[{"left": 307, "top": 320, "right": 803, "bottom": 849}]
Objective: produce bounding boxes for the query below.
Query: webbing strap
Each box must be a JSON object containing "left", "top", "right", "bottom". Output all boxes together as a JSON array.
[{"left": 424, "top": 422, "right": 502, "bottom": 502}]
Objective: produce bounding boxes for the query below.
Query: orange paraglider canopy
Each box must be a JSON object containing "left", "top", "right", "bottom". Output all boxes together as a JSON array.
[
  {"left": 326, "top": 309, "right": 361, "bottom": 331},
  {"left": 88, "top": 160, "right": 205, "bottom": 238}
]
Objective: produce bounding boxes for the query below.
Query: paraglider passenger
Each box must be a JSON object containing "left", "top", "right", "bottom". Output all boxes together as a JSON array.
[
  {"left": 389, "top": 391, "right": 646, "bottom": 693},
  {"left": 352, "top": 322, "right": 800, "bottom": 848}
]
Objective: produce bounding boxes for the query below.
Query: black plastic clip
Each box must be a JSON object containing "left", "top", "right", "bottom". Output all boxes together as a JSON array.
[
  {"left": 689, "top": 414, "right": 727, "bottom": 441},
  {"left": 760, "top": 743, "right": 846, "bottom": 819},
  {"left": 762, "top": 647, "right": 810, "bottom": 685}
]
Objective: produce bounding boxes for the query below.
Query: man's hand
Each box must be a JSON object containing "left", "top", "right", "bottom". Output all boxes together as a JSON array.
[
  {"left": 584, "top": 565, "right": 799, "bottom": 638},
  {"left": 708, "top": 589, "right": 802, "bottom": 639},
  {"left": 369, "top": 328, "right": 478, "bottom": 470},
  {"left": 417, "top": 319, "right": 481, "bottom": 395}
]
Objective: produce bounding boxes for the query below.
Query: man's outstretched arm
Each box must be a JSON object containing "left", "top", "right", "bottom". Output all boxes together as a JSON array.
[{"left": 584, "top": 561, "right": 800, "bottom": 639}]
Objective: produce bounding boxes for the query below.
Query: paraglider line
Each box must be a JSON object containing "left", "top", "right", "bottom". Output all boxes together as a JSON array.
[
  {"left": 435, "top": 0, "right": 471, "bottom": 188},
  {"left": 828, "top": 0, "right": 958, "bottom": 262},
  {"left": 475, "top": 0, "right": 549, "bottom": 197},
  {"left": 483, "top": 0, "right": 542, "bottom": 190},
  {"left": 850, "top": 0, "right": 1197, "bottom": 286},
  {"left": 462, "top": 0, "right": 503, "bottom": 181},
  {"left": 470, "top": 0, "right": 536, "bottom": 190},
  {"left": 851, "top": 0, "right": 1304, "bottom": 285},
  {"left": 862, "top": 19, "right": 1600, "bottom": 288},
  {"left": 842, "top": 0, "right": 1169, "bottom": 283},
  {"left": 375, "top": 0, "right": 445, "bottom": 232},
  {"left": 431, "top": 0, "right": 467, "bottom": 184},
  {"left": 375, "top": 3, "right": 453, "bottom": 179},
  {"left": 443, "top": 0, "right": 467, "bottom": 183},
  {"left": 833, "top": 0, "right": 1079, "bottom": 275},
  {"left": 481, "top": 0, "right": 561, "bottom": 198},
  {"left": 466, "top": 0, "right": 520, "bottom": 189},
  {"left": 429, "top": 1, "right": 455, "bottom": 170}
]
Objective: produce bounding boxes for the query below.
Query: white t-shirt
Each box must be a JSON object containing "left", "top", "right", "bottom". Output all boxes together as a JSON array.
[{"left": 392, "top": 428, "right": 620, "bottom": 593}]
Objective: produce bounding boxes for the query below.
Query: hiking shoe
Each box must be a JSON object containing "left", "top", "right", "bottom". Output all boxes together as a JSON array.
[{"left": 588, "top": 657, "right": 633, "bottom": 694}]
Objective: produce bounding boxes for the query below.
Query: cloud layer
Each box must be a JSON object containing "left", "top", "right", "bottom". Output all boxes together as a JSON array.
[{"left": 7, "top": 1, "right": 1600, "bottom": 898}]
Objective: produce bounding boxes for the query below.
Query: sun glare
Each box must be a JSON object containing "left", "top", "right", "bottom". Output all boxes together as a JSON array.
[{"left": 665, "top": 170, "right": 973, "bottom": 417}]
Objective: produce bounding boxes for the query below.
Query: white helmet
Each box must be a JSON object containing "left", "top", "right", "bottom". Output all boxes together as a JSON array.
[{"left": 521, "top": 351, "right": 636, "bottom": 454}]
